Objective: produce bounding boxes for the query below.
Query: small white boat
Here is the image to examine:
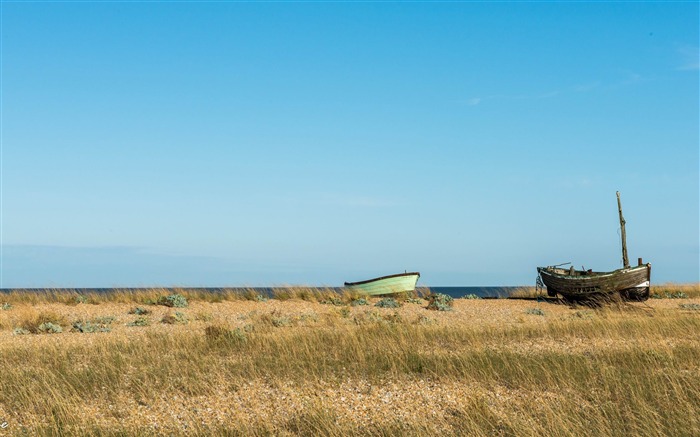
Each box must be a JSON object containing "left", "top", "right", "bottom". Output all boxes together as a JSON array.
[{"left": 344, "top": 272, "right": 420, "bottom": 296}]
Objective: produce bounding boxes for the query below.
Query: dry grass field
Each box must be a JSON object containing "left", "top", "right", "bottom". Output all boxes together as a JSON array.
[{"left": 0, "top": 284, "right": 698, "bottom": 436}]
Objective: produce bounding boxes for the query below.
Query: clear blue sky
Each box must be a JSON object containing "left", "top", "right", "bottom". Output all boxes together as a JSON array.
[{"left": 1, "top": 1, "right": 698, "bottom": 287}]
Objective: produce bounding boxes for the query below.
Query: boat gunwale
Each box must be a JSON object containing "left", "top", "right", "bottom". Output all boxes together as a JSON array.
[{"left": 344, "top": 272, "right": 421, "bottom": 287}]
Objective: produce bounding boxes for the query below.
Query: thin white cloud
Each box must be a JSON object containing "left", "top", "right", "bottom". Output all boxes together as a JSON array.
[
  {"left": 468, "top": 71, "right": 662, "bottom": 107},
  {"left": 328, "top": 195, "right": 399, "bottom": 208},
  {"left": 467, "top": 97, "right": 482, "bottom": 106},
  {"left": 466, "top": 89, "right": 560, "bottom": 106},
  {"left": 573, "top": 81, "right": 601, "bottom": 92},
  {"left": 276, "top": 194, "right": 400, "bottom": 208},
  {"left": 676, "top": 44, "right": 699, "bottom": 71}
]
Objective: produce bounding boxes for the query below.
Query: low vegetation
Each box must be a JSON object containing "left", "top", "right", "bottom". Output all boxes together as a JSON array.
[
  {"left": 0, "top": 285, "right": 697, "bottom": 435},
  {"left": 426, "top": 293, "right": 454, "bottom": 311}
]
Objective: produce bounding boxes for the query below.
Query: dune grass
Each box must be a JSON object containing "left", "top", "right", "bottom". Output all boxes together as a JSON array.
[
  {"left": 0, "top": 286, "right": 374, "bottom": 307},
  {"left": 0, "top": 293, "right": 698, "bottom": 436},
  {"left": 507, "top": 283, "right": 700, "bottom": 300}
]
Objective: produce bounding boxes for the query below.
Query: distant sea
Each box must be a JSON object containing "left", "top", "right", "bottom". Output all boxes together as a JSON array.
[{"left": 0, "top": 286, "right": 525, "bottom": 299}]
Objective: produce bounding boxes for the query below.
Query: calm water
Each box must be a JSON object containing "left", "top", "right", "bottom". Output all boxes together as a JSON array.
[{"left": 0, "top": 286, "right": 524, "bottom": 299}]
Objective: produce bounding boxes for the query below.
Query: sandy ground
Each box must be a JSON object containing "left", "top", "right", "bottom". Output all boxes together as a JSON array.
[{"left": 0, "top": 296, "right": 698, "bottom": 434}]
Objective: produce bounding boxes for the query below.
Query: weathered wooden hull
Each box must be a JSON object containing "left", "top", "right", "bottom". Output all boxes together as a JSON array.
[
  {"left": 537, "top": 264, "right": 651, "bottom": 301},
  {"left": 344, "top": 272, "right": 420, "bottom": 296}
]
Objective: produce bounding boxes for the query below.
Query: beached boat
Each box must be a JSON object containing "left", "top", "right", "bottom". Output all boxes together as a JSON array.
[
  {"left": 537, "top": 192, "right": 651, "bottom": 301},
  {"left": 344, "top": 272, "right": 420, "bottom": 296},
  {"left": 537, "top": 263, "right": 651, "bottom": 301}
]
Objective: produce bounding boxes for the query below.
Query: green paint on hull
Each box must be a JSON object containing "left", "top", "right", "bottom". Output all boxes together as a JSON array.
[{"left": 344, "top": 273, "right": 420, "bottom": 296}]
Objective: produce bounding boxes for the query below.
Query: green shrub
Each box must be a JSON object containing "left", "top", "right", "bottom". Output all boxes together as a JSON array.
[
  {"left": 299, "top": 312, "right": 319, "bottom": 323},
  {"left": 375, "top": 298, "right": 401, "bottom": 308},
  {"left": 572, "top": 310, "right": 594, "bottom": 319},
  {"left": 526, "top": 308, "right": 545, "bottom": 316},
  {"left": 271, "top": 314, "right": 291, "bottom": 327},
  {"left": 651, "top": 291, "right": 688, "bottom": 299},
  {"left": 37, "top": 322, "right": 63, "bottom": 334},
  {"left": 255, "top": 294, "right": 268, "bottom": 302},
  {"left": 158, "top": 293, "right": 188, "bottom": 308},
  {"left": 128, "top": 307, "right": 151, "bottom": 315},
  {"left": 679, "top": 303, "right": 700, "bottom": 311},
  {"left": 13, "top": 327, "right": 30, "bottom": 335},
  {"left": 72, "top": 320, "right": 112, "bottom": 333},
  {"left": 321, "top": 297, "right": 344, "bottom": 306},
  {"left": 92, "top": 316, "right": 116, "bottom": 325},
  {"left": 426, "top": 293, "right": 453, "bottom": 311},
  {"left": 415, "top": 314, "right": 436, "bottom": 325},
  {"left": 127, "top": 316, "right": 150, "bottom": 327},
  {"left": 463, "top": 294, "right": 481, "bottom": 300},
  {"left": 405, "top": 297, "right": 424, "bottom": 304},
  {"left": 350, "top": 298, "right": 369, "bottom": 306},
  {"left": 1, "top": 303, "right": 12, "bottom": 311},
  {"left": 74, "top": 295, "right": 88, "bottom": 304},
  {"left": 161, "top": 311, "right": 188, "bottom": 325}
]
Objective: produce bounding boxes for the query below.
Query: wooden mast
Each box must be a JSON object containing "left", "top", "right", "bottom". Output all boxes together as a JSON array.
[{"left": 616, "top": 191, "right": 630, "bottom": 268}]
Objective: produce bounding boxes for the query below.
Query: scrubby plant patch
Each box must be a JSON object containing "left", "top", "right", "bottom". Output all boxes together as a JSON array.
[
  {"left": 652, "top": 291, "right": 688, "bottom": 299},
  {"left": 272, "top": 314, "right": 292, "bottom": 327},
  {"left": 572, "top": 310, "right": 594, "bottom": 319},
  {"left": 161, "top": 311, "right": 188, "bottom": 325},
  {"left": 73, "top": 295, "right": 89, "bottom": 305},
  {"left": 128, "top": 307, "right": 151, "bottom": 315},
  {"left": 1, "top": 303, "right": 12, "bottom": 311},
  {"left": 158, "top": 293, "right": 188, "bottom": 308},
  {"left": 415, "top": 314, "right": 436, "bottom": 325},
  {"left": 526, "top": 308, "right": 545, "bottom": 316},
  {"left": 299, "top": 312, "right": 319, "bottom": 324},
  {"left": 37, "top": 322, "right": 63, "bottom": 334},
  {"left": 127, "top": 316, "right": 150, "bottom": 327},
  {"left": 375, "top": 298, "right": 401, "bottom": 309},
  {"left": 426, "top": 293, "right": 453, "bottom": 311},
  {"left": 679, "top": 303, "right": 700, "bottom": 311},
  {"left": 72, "top": 320, "right": 112, "bottom": 333},
  {"left": 463, "top": 294, "right": 481, "bottom": 300},
  {"left": 72, "top": 316, "right": 116, "bottom": 332},
  {"left": 321, "top": 296, "right": 344, "bottom": 306},
  {"left": 350, "top": 298, "right": 369, "bottom": 306}
]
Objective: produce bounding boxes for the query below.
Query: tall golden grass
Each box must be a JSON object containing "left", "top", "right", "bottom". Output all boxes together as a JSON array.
[
  {"left": 0, "top": 286, "right": 369, "bottom": 306},
  {"left": 507, "top": 283, "right": 700, "bottom": 299},
  {"left": 1, "top": 283, "right": 697, "bottom": 304},
  {"left": 0, "top": 291, "right": 698, "bottom": 435}
]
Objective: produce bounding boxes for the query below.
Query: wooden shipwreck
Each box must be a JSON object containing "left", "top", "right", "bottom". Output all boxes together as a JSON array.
[{"left": 537, "top": 192, "right": 651, "bottom": 301}]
